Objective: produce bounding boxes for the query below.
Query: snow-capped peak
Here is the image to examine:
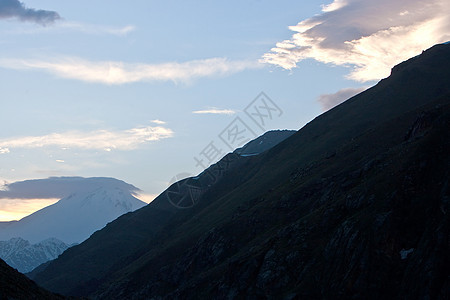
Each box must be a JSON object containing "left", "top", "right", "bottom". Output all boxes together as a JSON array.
[{"left": 0, "top": 177, "right": 146, "bottom": 244}]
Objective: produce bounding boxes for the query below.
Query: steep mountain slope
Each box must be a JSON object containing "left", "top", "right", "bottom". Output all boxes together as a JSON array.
[
  {"left": 0, "top": 238, "right": 71, "bottom": 273},
  {"left": 234, "top": 129, "right": 295, "bottom": 156},
  {"left": 0, "top": 258, "right": 64, "bottom": 299},
  {"left": 0, "top": 177, "right": 146, "bottom": 244},
  {"left": 34, "top": 43, "right": 450, "bottom": 298},
  {"left": 29, "top": 132, "right": 300, "bottom": 295}
]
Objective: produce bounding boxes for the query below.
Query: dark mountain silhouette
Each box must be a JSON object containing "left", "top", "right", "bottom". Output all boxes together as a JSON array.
[
  {"left": 32, "top": 43, "right": 450, "bottom": 299},
  {"left": 28, "top": 129, "right": 295, "bottom": 293},
  {"left": 0, "top": 258, "right": 63, "bottom": 299},
  {"left": 234, "top": 129, "right": 295, "bottom": 156}
]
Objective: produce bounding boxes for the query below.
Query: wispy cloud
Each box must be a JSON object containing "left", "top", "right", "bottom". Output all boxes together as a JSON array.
[
  {"left": 60, "top": 22, "right": 135, "bottom": 36},
  {"left": 0, "top": 56, "right": 261, "bottom": 85},
  {"left": 0, "top": 125, "right": 173, "bottom": 152},
  {"left": 0, "top": 147, "right": 9, "bottom": 154},
  {"left": 150, "top": 119, "right": 166, "bottom": 125},
  {"left": 192, "top": 108, "right": 236, "bottom": 115},
  {"left": 263, "top": 0, "right": 450, "bottom": 81},
  {"left": 0, "top": 0, "right": 60, "bottom": 26},
  {"left": 317, "top": 87, "right": 367, "bottom": 111},
  {"left": 2, "top": 21, "right": 135, "bottom": 36}
]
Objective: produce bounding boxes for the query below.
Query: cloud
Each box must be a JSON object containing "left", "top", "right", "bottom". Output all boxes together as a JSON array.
[
  {"left": 0, "top": 177, "right": 143, "bottom": 221},
  {"left": 0, "top": 177, "right": 140, "bottom": 200},
  {"left": 317, "top": 87, "right": 367, "bottom": 111},
  {"left": 321, "top": 0, "right": 348, "bottom": 12},
  {"left": 0, "top": 0, "right": 60, "bottom": 26},
  {"left": 192, "top": 108, "right": 236, "bottom": 115},
  {"left": 0, "top": 147, "right": 9, "bottom": 154},
  {"left": 60, "top": 22, "right": 135, "bottom": 36},
  {"left": 0, "top": 125, "right": 173, "bottom": 152},
  {"left": 2, "top": 21, "right": 135, "bottom": 36},
  {"left": 0, "top": 56, "right": 261, "bottom": 85},
  {"left": 150, "top": 119, "right": 166, "bottom": 125},
  {"left": 262, "top": 0, "right": 450, "bottom": 81}
]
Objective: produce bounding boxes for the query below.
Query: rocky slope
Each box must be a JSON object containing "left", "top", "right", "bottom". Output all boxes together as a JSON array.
[
  {"left": 234, "top": 129, "right": 295, "bottom": 156},
  {"left": 0, "top": 258, "right": 64, "bottom": 299},
  {"left": 29, "top": 132, "right": 300, "bottom": 296},
  {"left": 33, "top": 43, "right": 450, "bottom": 299}
]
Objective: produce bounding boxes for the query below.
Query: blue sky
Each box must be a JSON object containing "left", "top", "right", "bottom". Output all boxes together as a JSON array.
[{"left": 0, "top": 0, "right": 448, "bottom": 220}]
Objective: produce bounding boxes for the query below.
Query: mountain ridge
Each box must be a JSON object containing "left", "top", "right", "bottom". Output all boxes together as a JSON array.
[
  {"left": 33, "top": 43, "right": 450, "bottom": 298},
  {"left": 0, "top": 237, "right": 71, "bottom": 273},
  {"left": 234, "top": 129, "right": 296, "bottom": 156}
]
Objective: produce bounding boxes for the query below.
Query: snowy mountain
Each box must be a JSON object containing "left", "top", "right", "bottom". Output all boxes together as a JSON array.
[
  {"left": 0, "top": 237, "right": 71, "bottom": 273},
  {"left": 0, "top": 177, "right": 146, "bottom": 244}
]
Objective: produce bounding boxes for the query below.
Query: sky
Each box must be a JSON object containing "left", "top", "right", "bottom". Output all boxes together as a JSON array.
[{"left": 0, "top": 0, "right": 448, "bottom": 221}]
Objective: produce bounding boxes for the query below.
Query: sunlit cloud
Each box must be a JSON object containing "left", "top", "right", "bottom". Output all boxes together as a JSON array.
[
  {"left": 0, "top": 56, "right": 261, "bottom": 85},
  {"left": 0, "top": 147, "right": 9, "bottom": 154},
  {"left": 0, "top": 0, "right": 60, "bottom": 26},
  {"left": 263, "top": 0, "right": 450, "bottom": 82},
  {"left": 192, "top": 107, "right": 236, "bottom": 115},
  {"left": 0, "top": 125, "right": 174, "bottom": 152},
  {"left": 317, "top": 87, "right": 367, "bottom": 111},
  {"left": 321, "top": 0, "right": 348, "bottom": 12}
]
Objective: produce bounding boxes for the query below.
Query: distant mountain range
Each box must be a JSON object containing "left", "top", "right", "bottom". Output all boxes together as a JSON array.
[
  {"left": 0, "top": 238, "right": 71, "bottom": 273},
  {"left": 28, "top": 43, "right": 450, "bottom": 298},
  {"left": 0, "top": 177, "right": 146, "bottom": 244},
  {"left": 0, "top": 177, "right": 146, "bottom": 275}
]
